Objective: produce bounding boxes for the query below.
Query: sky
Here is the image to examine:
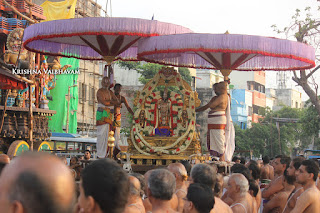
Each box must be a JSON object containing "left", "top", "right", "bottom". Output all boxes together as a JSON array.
[{"left": 98, "top": 0, "right": 320, "bottom": 100}]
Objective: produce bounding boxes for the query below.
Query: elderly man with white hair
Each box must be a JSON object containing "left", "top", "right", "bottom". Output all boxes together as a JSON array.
[
  {"left": 168, "top": 163, "right": 189, "bottom": 212},
  {"left": 228, "top": 173, "right": 255, "bottom": 213},
  {"left": 147, "top": 169, "right": 177, "bottom": 213}
]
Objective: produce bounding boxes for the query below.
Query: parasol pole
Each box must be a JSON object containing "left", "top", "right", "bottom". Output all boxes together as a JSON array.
[
  {"left": 103, "top": 56, "right": 115, "bottom": 85},
  {"left": 220, "top": 69, "right": 232, "bottom": 83},
  {"left": 28, "top": 85, "right": 33, "bottom": 151}
]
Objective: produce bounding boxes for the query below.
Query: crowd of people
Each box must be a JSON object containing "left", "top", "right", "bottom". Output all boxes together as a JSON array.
[{"left": 0, "top": 152, "right": 320, "bottom": 213}]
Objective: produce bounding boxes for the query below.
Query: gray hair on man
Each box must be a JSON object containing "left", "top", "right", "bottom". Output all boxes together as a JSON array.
[
  {"left": 168, "top": 163, "right": 188, "bottom": 181},
  {"left": 129, "top": 176, "right": 141, "bottom": 197},
  {"left": 231, "top": 173, "right": 249, "bottom": 197},
  {"left": 190, "top": 163, "right": 216, "bottom": 189},
  {"left": 148, "top": 169, "right": 176, "bottom": 200}
]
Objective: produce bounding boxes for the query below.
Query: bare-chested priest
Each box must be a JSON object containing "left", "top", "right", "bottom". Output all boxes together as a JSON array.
[
  {"left": 96, "top": 77, "right": 121, "bottom": 158},
  {"left": 291, "top": 160, "right": 320, "bottom": 213},
  {"left": 196, "top": 81, "right": 230, "bottom": 161}
]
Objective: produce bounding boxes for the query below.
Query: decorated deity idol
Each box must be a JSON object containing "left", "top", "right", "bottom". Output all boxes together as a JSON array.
[
  {"left": 43, "top": 74, "right": 56, "bottom": 101},
  {"left": 138, "top": 108, "right": 147, "bottom": 129},
  {"left": 154, "top": 87, "right": 172, "bottom": 136}
]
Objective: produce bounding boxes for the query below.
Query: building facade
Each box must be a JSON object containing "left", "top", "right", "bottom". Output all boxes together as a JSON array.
[
  {"left": 230, "top": 89, "right": 253, "bottom": 129},
  {"left": 196, "top": 69, "right": 224, "bottom": 88},
  {"left": 229, "top": 71, "right": 266, "bottom": 124},
  {"left": 266, "top": 88, "right": 302, "bottom": 111},
  {"left": 33, "top": 0, "right": 107, "bottom": 135}
]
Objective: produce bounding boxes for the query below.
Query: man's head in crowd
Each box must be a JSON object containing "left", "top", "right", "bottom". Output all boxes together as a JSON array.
[
  {"left": 114, "top": 83, "right": 122, "bottom": 95},
  {"left": 78, "top": 159, "right": 129, "bottom": 213},
  {"left": 0, "top": 154, "right": 10, "bottom": 175},
  {"left": 144, "top": 169, "right": 154, "bottom": 196},
  {"left": 240, "top": 157, "right": 246, "bottom": 165},
  {"left": 231, "top": 163, "right": 258, "bottom": 197},
  {"left": 273, "top": 155, "right": 291, "bottom": 175},
  {"left": 248, "top": 162, "right": 261, "bottom": 181},
  {"left": 168, "top": 163, "right": 188, "bottom": 182},
  {"left": 227, "top": 173, "right": 249, "bottom": 200},
  {"left": 231, "top": 163, "right": 252, "bottom": 181},
  {"left": 180, "top": 160, "right": 192, "bottom": 176},
  {"left": 190, "top": 163, "right": 216, "bottom": 189},
  {"left": 131, "top": 173, "right": 146, "bottom": 198},
  {"left": 128, "top": 176, "right": 141, "bottom": 199},
  {"left": 296, "top": 160, "right": 320, "bottom": 186},
  {"left": 0, "top": 152, "right": 76, "bottom": 213},
  {"left": 248, "top": 179, "right": 259, "bottom": 198},
  {"left": 262, "top": 156, "right": 270, "bottom": 165},
  {"left": 283, "top": 169, "right": 295, "bottom": 186},
  {"left": 287, "top": 157, "right": 304, "bottom": 181},
  {"left": 232, "top": 156, "right": 241, "bottom": 164},
  {"left": 257, "top": 159, "right": 263, "bottom": 168},
  {"left": 214, "top": 173, "right": 224, "bottom": 198},
  {"left": 147, "top": 169, "right": 176, "bottom": 201},
  {"left": 84, "top": 150, "right": 91, "bottom": 160},
  {"left": 183, "top": 183, "right": 215, "bottom": 213}
]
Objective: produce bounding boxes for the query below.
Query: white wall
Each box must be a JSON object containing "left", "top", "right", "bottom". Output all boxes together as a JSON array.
[
  {"left": 266, "top": 97, "right": 274, "bottom": 109},
  {"left": 111, "top": 64, "right": 143, "bottom": 86},
  {"left": 196, "top": 70, "right": 223, "bottom": 88},
  {"left": 229, "top": 71, "right": 254, "bottom": 90}
]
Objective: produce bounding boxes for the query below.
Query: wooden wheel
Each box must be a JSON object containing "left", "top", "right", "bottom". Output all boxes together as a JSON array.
[
  {"left": 34, "top": 141, "right": 52, "bottom": 152},
  {"left": 7, "top": 140, "right": 29, "bottom": 159}
]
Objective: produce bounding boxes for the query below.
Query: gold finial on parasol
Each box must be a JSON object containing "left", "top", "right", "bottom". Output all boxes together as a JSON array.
[{"left": 103, "top": 56, "right": 116, "bottom": 65}]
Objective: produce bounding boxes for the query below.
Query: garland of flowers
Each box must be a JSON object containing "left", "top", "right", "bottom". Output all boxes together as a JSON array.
[
  {"left": 130, "top": 128, "right": 151, "bottom": 156},
  {"left": 132, "top": 108, "right": 195, "bottom": 154},
  {"left": 131, "top": 69, "right": 197, "bottom": 154}
]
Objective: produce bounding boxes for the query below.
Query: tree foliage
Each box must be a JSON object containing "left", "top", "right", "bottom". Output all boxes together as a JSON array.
[
  {"left": 235, "top": 106, "right": 319, "bottom": 158},
  {"left": 272, "top": 6, "right": 320, "bottom": 116},
  {"left": 116, "top": 61, "right": 192, "bottom": 85}
]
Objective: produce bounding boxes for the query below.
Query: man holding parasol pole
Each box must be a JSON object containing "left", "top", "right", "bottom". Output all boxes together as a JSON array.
[{"left": 96, "top": 76, "right": 121, "bottom": 158}]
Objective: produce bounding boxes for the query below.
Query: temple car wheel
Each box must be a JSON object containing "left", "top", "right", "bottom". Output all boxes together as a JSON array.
[
  {"left": 7, "top": 140, "right": 29, "bottom": 159},
  {"left": 34, "top": 141, "right": 52, "bottom": 153}
]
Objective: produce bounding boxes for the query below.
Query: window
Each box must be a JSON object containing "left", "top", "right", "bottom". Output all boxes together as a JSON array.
[
  {"left": 191, "top": 76, "right": 196, "bottom": 90},
  {"left": 79, "top": 83, "right": 83, "bottom": 103},
  {"left": 253, "top": 105, "right": 260, "bottom": 115},
  {"left": 248, "top": 106, "right": 253, "bottom": 116},
  {"left": 89, "top": 87, "right": 95, "bottom": 105},
  {"left": 82, "top": 84, "right": 87, "bottom": 102},
  {"left": 79, "top": 83, "right": 87, "bottom": 103}
]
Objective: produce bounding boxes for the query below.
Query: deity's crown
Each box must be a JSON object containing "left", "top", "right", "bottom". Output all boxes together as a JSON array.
[{"left": 159, "top": 67, "right": 176, "bottom": 78}]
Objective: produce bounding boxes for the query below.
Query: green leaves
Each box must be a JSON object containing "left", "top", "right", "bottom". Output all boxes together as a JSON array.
[
  {"left": 235, "top": 105, "right": 319, "bottom": 158},
  {"left": 116, "top": 61, "right": 192, "bottom": 86}
]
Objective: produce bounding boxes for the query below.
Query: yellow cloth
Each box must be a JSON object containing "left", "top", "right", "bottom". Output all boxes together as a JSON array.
[{"left": 41, "top": 0, "right": 77, "bottom": 22}]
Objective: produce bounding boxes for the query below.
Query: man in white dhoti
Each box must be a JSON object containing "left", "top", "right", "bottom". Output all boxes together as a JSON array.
[
  {"left": 196, "top": 81, "right": 235, "bottom": 161},
  {"left": 96, "top": 77, "right": 120, "bottom": 158}
]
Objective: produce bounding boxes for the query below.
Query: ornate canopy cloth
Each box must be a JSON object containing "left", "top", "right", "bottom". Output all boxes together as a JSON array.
[
  {"left": 23, "top": 17, "right": 193, "bottom": 61},
  {"left": 137, "top": 33, "right": 315, "bottom": 71}
]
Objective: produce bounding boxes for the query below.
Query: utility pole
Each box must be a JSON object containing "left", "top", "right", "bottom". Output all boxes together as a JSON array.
[
  {"left": 276, "top": 121, "right": 281, "bottom": 154},
  {"left": 66, "top": 84, "right": 77, "bottom": 133},
  {"left": 270, "top": 119, "right": 273, "bottom": 157},
  {"left": 272, "top": 117, "right": 299, "bottom": 155}
]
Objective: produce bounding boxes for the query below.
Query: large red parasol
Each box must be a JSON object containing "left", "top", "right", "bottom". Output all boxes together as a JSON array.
[
  {"left": 22, "top": 17, "right": 193, "bottom": 64},
  {"left": 137, "top": 33, "right": 316, "bottom": 78}
]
